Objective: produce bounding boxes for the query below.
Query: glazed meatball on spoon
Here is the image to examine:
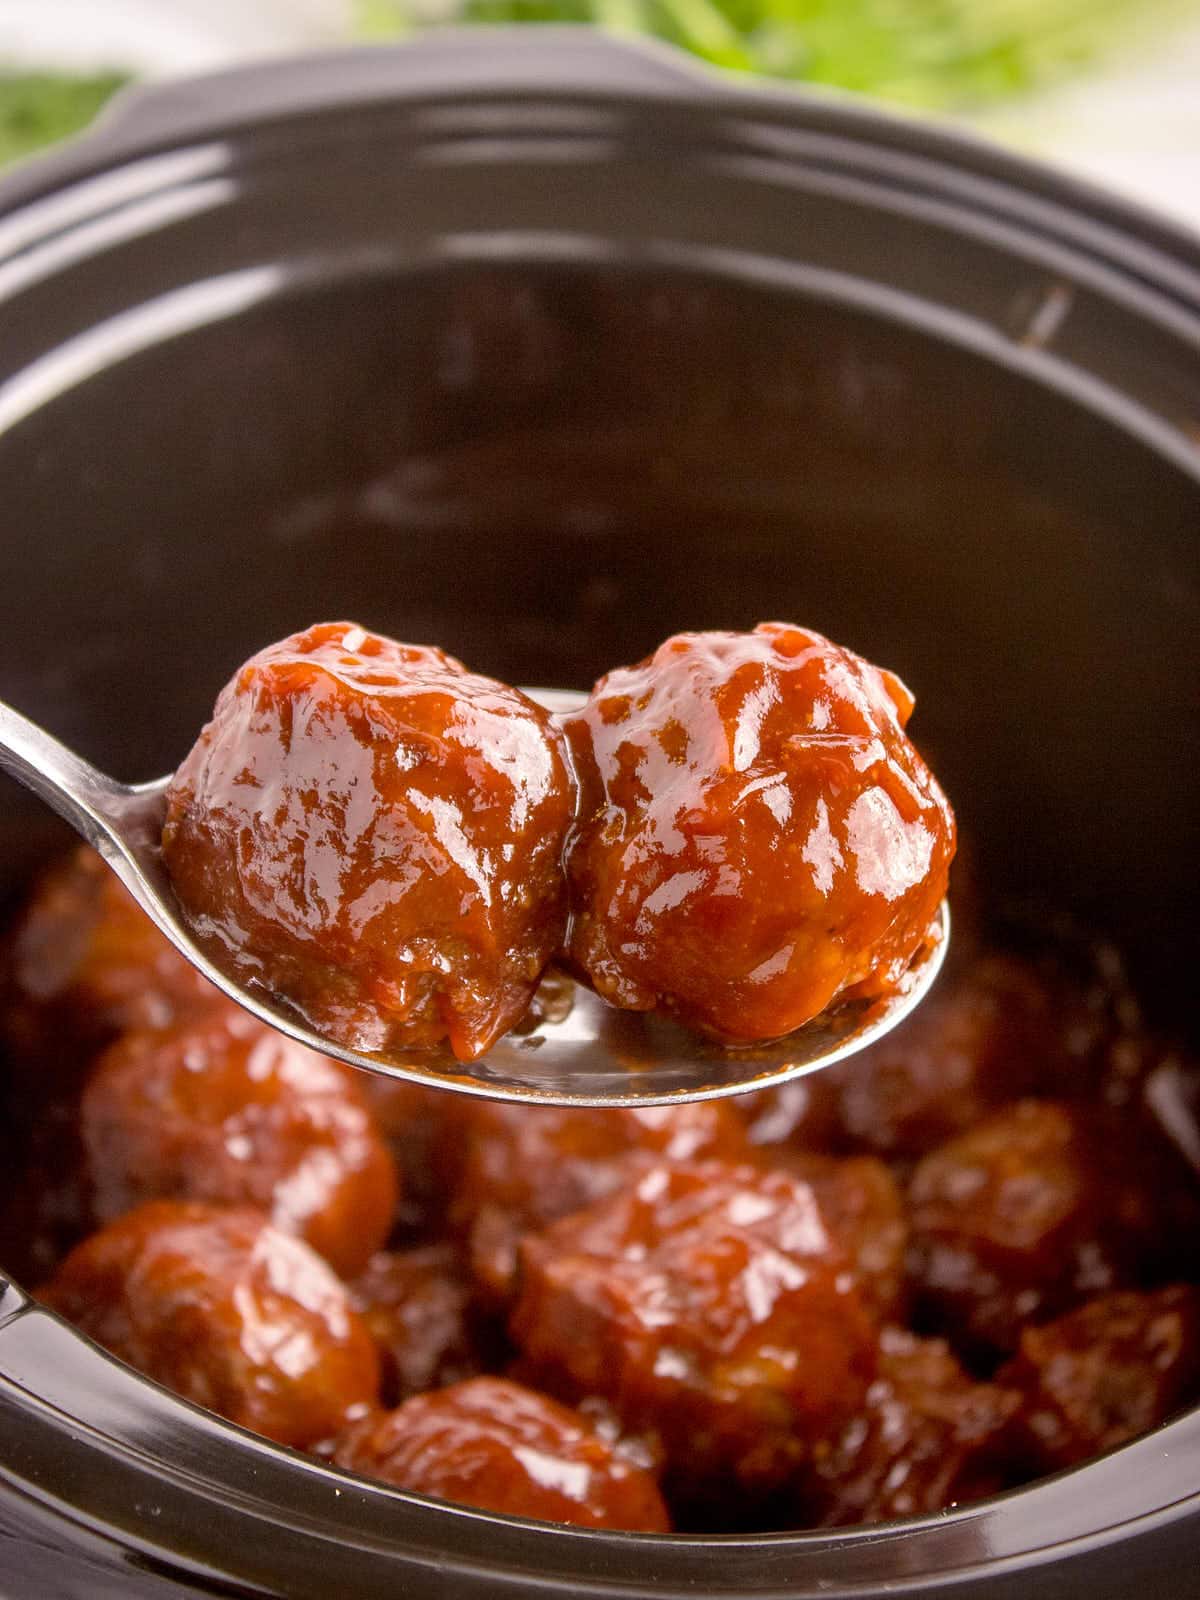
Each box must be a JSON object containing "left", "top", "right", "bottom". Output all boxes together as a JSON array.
[{"left": 0, "top": 621, "right": 952, "bottom": 1106}]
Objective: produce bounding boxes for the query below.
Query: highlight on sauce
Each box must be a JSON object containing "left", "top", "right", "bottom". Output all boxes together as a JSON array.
[
  {"left": 160, "top": 620, "right": 955, "bottom": 1063},
  {"left": 3, "top": 831, "right": 1199, "bottom": 1531}
]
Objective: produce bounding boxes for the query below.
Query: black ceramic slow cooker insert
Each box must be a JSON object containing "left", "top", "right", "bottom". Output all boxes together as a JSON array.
[{"left": 0, "top": 30, "right": 1198, "bottom": 1599}]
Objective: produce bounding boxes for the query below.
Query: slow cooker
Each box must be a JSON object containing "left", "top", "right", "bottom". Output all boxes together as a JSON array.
[{"left": 0, "top": 29, "right": 1197, "bottom": 1598}]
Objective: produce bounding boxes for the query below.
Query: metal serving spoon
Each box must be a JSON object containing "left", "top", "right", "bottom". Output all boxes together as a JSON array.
[{"left": 0, "top": 692, "right": 947, "bottom": 1108}]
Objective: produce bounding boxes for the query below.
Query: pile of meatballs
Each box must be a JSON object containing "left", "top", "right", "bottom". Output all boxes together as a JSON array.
[{"left": 0, "top": 620, "right": 1198, "bottom": 1533}]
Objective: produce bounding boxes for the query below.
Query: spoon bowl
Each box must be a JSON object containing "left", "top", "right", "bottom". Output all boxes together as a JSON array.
[{"left": 0, "top": 690, "right": 947, "bottom": 1106}]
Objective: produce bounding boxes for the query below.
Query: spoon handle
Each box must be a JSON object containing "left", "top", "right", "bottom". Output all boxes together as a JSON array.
[{"left": 0, "top": 698, "right": 130, "bottom": 851}]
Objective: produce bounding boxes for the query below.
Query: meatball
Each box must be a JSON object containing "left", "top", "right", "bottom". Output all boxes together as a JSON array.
[
  {"left": 736, "top": 1074, "right": 846, "bottom": 1155},
  {"left": 1, "top": 844, "right": 217, "bottom": 1075},
  {"left": 832, "top": 953, "right": 1060, "bottom": 1161},
  {"left": 1000, "top": 1287, "right": 1200, "bottom": 1471},
  {"left": 335, "top": 1376, "right": 670, "bottom": 1529},
  {"left": 355, "top": 1078, "right": 465, "bottom": 1236},
  {"left": 808, "top": 1327, "right": 1021, "bottom": 1524},
  {"left": 0, "top": 847, "right": 222, "bottom": 1279},
  {"left": 162, "top": 622, "right": 575, "bottom": 1062},
  {"left": 562, "top": 624, "right": 954, "bottom": 1042},
  {"left": 737, "top": 946, "right": 1143, "bottom": 1168},
  {"left": 349, "top": 1245, "right": 500, "bottom": 1404},
  {"left": 511, "top": 1160, "right": 878, "bottom": 1503},
  {"left": 450, "top": 1100, "right": 748, "bottom": 1299},
  {"left": 780, "top": 1152, "right": 908, "bottom": 1322},
  {"left": 907, "top": 1100, "right": 1187, "bottom": 1356},
  {"left": 39, "top": 1202, "right": 380, "bottom": 1446},
  {"left": 80, "top": 1005, "right": 397, "bottom": 1277}
]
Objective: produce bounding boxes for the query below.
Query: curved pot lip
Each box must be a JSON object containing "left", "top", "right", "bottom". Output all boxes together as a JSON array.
[
  {"left": 3, "top": 1287, "right": 1200, "bottom": 1598},
  {"left": 0, "top": 27, "right": 1198, "bottom": 1595},
  {"left": 1, "top": 27, "right": 1198, "bottom": 303}
]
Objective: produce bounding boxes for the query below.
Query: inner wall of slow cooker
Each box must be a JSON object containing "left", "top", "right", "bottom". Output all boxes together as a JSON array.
[{"left": 0, "top": 261, "right": 1194, "bottom": 1023}]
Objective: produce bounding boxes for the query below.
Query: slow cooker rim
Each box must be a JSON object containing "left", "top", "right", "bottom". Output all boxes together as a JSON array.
[
  {"left": 2, "top": 32, "right": 1198, "bottom": 498},
  {"left": 2, "top": 27, "right": 1199, "bottom": 293},
  {"left": 3, "top": 1285, "right": 1200, "bottom": 1598}
]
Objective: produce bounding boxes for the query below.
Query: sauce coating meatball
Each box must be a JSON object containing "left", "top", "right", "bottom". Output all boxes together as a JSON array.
[
  {"left": 562, "top": 624, "right": 955, "bottom": 1042},
  {"left": 779, "top": 1152, "right": 908, "bottom": 1322},
  {"left": 162, "top": 622, "right": 575, "bottom": 1062},
  {"left": 450, "top": 1100, "right": 748, "bottom": 1299},
  {"left": 1000, "top": 1286, "right": 1200, "bottom": 1470},
  {"left": 740, "top": 943, "right": 1159, "bottom": 1168},
  {"left": 334, "top": 1377, "right": 670, "bottom": 1530},
  {"left": 511, "top": 1159, "right": 878, "bottom": 1503},
  {"left": 349, "top": 1244, "right": 499, "bottom": 1404},
  {"left": 832, "top": 953, "right": 1060, "bottom": 1159},
  {"left": 80, "top": 1006, "right": 397, "bottom": 1277},
  {"left": 354, "top": 1079, "right": 467, "bottom": 1236},
  {"left": 807, "top": 1327, "right": 1021, "bottom": 1524},
  {"left": 39, "top": 1201, "right": 380, "bottom": 1446},
  {"left": 907, "top": 1100, "right": 1194, "bottom": 1356},
  {"left": 0, "top": 847, "right": 224, "bottom": 1281},
  {"left": 1, "top": 844, "right": 217, "bottom": 1074}
]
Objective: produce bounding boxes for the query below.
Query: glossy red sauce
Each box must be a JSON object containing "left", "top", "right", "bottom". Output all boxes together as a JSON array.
[
  {"left": 8, "top": 858, "right": 1200, "bottom": 1529},
  {"left": 335, "top": 1376, "right": 671, "bottom": 1530},
  {"left": 999, "top": 1286, "right": 1200, "bottom": 1470},
  {"left": 511, "top": 1158, "right": 880, "bottom": 1511},
  {"left": 563, "top": 623, "right": 955, "bottom": 1041},
  {"left": 449, "top": 1098, "right": 748, "bottom": 1299},
  {"left": 2, "top": 617, "right": 1197, "bottom": 1535},
  {"left": 1, "top": 843, "right": 218, "bottom": 1074},
  {"left": 348, "top": 1243, "right": 499, "bottom": 1403},
  {"left": 161, "top": 621, "right": 953, "bottom": 1058},
  {"left": 39, "top": 1201, "right": 380, "bottom": 1447},
  {"left": 907, "top": 1098, "right": 1200, "bottom": 1357},
  {"left": 81, "top": 1004, "right": 397, "bottom": 1277},
  {"left": 162, "top": 622, "right": 575, "bottom": 1062},
  {"left": 806, "top": 1326, "right": 1021, "bottom": 1524}
]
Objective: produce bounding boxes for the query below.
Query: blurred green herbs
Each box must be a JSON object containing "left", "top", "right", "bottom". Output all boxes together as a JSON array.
[
  {"left": 0, "top": 72, "right": 127, "bottom": 166},
  {"left": 359, "top": 0, "right": 1190, "bottom": 110}
]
